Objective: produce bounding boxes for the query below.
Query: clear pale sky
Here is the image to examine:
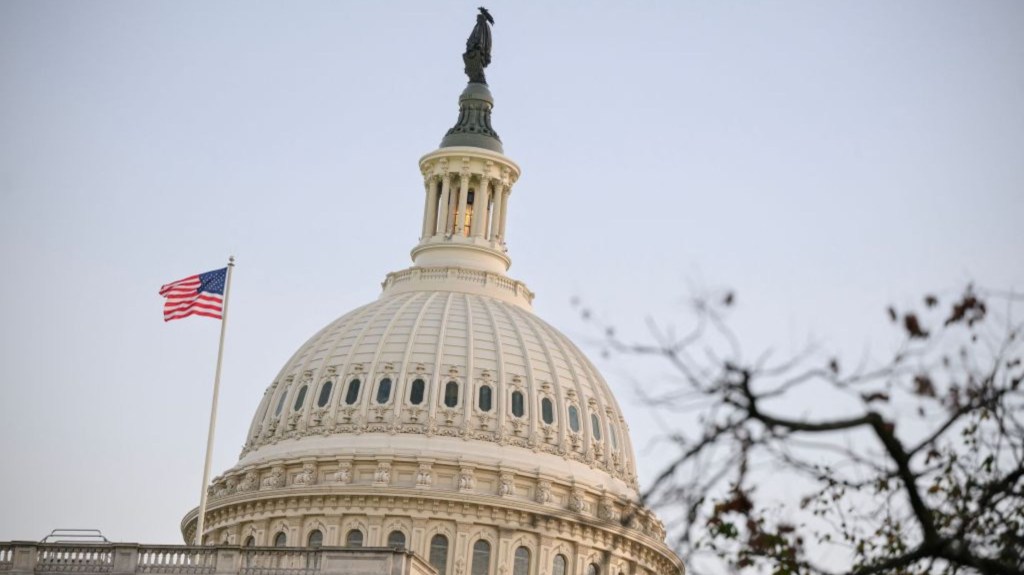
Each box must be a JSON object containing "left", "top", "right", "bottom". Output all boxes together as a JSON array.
[{"left": 1, "top": 1, "right": 1021, "bottom": 544}]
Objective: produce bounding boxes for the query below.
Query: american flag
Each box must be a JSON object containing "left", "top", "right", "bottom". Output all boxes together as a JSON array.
[{"left": 159, "top": 267, "right": 227, "bottom": 321}]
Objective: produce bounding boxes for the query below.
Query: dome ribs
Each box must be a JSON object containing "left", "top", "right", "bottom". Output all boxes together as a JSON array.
[
  {"left": 364, "top": 292, "right": 422, "bottom": 426},
  {"left": 490, "top": 294, "right": 541, "bottom": 446},
  {"left": 478, "top": 295, "right": 508, "bottom": 439},
  {"left": 394, "top": 291, "right": 440, "bottom": 424},
  {"left": 427, "top": 292, "right": 457, "bottom": 425}
]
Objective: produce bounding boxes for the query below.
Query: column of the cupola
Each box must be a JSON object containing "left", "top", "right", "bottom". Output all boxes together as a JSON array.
[
  {"left": 435, "top": 173, "right": 452, "bottom": 235},
  {"left": 471, "top": 178, "right": 490, "bottom": 238},
  {"left": 489, "top": 182, "right": 503, "bottom": 243},
  {"left": 497, "top": 181, "right": 510, "bottom": 241},
  {"left": 455, "top": 168, "right": 470, "bottom": 237},
  {"left": 422, "top": 177, "right": 438, "bottom": 239}
]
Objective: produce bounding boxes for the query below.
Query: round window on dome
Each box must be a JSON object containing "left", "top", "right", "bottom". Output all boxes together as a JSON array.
[
  {"left": 591, "top": 413, "right": 602, "bottom": 440},
  {"left": 317, "top": 381, "right": 333, "bottom": 408},
  {"left": 541, "top": 398, "right": 554, "bottom": 425},
  {"left": 409, "top": 378, "right": 426, "bottom": 405},
  {"left": 376, "top": 378, "right": 393, "bottom": 404},
  {"left": 345, "top": 379, "right": 361, "bottom": 405},
  {"left": 274, "top": 390, "right": 288, "bottom": 416},
  {"left": 568, "top": 405, "right": 580, "bottom": 432},
  {"left": 478, "top": 385, "right": 493, "bottom": 412},
  {"left": 444, "top": 381, "right": 459, "bottom": 407},
  {"left": 511, "top": 391, "right": 525, "bottom": 418},
  {"left": 293, "top": 386, "right": 308, "bottom": 411}
]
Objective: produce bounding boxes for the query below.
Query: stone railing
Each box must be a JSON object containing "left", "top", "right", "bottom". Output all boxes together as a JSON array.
[
  {"left": 380, "top": 266, "right": 535, "bottom": 308},
  {"left": 0, "top": 543, "right": 433, "bottom": 575}
]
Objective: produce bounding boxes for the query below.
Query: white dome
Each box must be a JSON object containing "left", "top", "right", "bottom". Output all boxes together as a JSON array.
[
  {"left": 236, "top": 273, "right": 639, "bottom": 497},
  {"left": 186, "top": 80, "right": 683, "bottom": 575}
]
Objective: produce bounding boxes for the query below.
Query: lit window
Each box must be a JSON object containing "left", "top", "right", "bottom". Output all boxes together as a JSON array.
[
  {"left": 307, "top": 530, "right": 323, "bottom": 548},
  {"left": 478, "top": 385, "right": 492, "bottom": 412},
  {"left": 346, "top": 530, "right": 363, "bottom": 547},
  {"left": 444, "top": 381, "right": 459, "bottom": 407},
  {"left": 471, "top": 540, "right": 491, "bottom": 575},
  {"left": 376, "top": 378, "right": 392, "bottom": 404},
  {"left": 511, "top": 391, "right": 524, "bottom": 417},
  {"left": 387, "top": 531, "right": 406, "bottom": 548},
  {"left": 410, "top": 379, "right": 425, "bottom": 405},
  {"left": 293, "top": 386, "right": 308, "bottom": 411},
  {"left": 274, "top": 532, "right": 287, "bottom": 547},
  {"left": 568, "top": 406, "right": 580, "bottom": 432},
  {"left": 541, "top": 398, "right": 554, "bottom": 425},
  {"left": 552, "top": 555, "right": 567, "bottom": 575},
  {"left": 429, "top": 535, "right": 449, "bottom": 575},
  {"left": 513, "top": 547, "right": 530, "bottom": 575},
  {"left": 591, "top": 414, "right": 602, "bottom": 440},
  {"left": 345, "top": 379, "right": 361, "bottom": 405},
  {"left": 317, "top": 381, "right": 333, "bottom": 408}
]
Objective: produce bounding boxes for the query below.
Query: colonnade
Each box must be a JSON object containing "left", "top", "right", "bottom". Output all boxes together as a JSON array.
[{"left": 421, "top": 172, "right": 510, "bottom": 243}]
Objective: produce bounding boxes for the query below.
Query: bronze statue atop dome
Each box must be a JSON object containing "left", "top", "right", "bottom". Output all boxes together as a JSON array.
[{"left": 463, "top": 7, "right": 493, "bottom": 84}]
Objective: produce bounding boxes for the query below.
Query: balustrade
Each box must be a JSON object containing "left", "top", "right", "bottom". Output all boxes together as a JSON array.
[{"left": 0, "top": 543, "right": 424, "bottom": 575}]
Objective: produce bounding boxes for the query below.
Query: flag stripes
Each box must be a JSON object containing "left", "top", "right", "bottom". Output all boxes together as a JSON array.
[{"left": 159, "top": 268, "right": 227, "bottom": 321}]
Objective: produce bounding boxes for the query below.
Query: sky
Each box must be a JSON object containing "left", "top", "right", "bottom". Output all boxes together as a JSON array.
[{"left": 1, "top": 0, "right": 1022, "bottom": 545}]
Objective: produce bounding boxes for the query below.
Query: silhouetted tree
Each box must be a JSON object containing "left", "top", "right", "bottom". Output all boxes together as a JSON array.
[{"left": 579, "top": 285, "right": 1023, "bottom": 575}]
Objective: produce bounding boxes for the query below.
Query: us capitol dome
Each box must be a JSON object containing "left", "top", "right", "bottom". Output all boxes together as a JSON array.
[{"left": 183, "top": 11, "right": 684, "bottom": 575}]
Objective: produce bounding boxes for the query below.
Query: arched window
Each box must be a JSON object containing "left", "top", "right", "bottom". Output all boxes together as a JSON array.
[
  {"left": 511, "top": 391, "right": 525, "bottom": 417},
  {"left": 444, "top": 381, "right": 459, "bottom": 407},
  {"left": 552, "top": 555, "right": 567, "bottom": 575},
  {"left": 429, "top": 535, "right": 449, "bottom": 575},
  {"left": 591, "top": 413, "right": 602, "bottom": 440},
  {"left": 608, "top": 422, "right": 618, "bottom": 449},
  {"left": 410, "top": 379, "right": 425, "bottom": 405},
  {"left": 568, "top": 405, "right": 580, "bottom": 432},
  {"left": 387, "top": 530, "right": 406, "bottom": 548},
  {"left": 346, "top": 530, "right": 363, "bottom": 547},
  {"left": 273, "top": 532, "right": 287, "bottom": 547},
  {"left": 244, "top": 536, "right": 255, "bottom": 547},
  {"left": 317, "top": 381, "right": 333, "bottom": 408},
  {"left": 586, "top": 564, "right": 599, "bottom": 575},
  {"left": 307, "top": 530, "right": 323, "bottom": 548},
  {"left": 513, "top": 547, "right": 530, "bottom": 575},
  {"left": 541, "top": 397, "right": 554, "bottom": 425},
  {"left": 376, "top": 378, "right": 392, "bottom": 404},
  {"left": 345, "top": 379, "right": 361, "bottom": 405},
  {"left": 478, "top": 385, "right": 492, "bottom": 411},
  {"left": 274, "top": 390, "right": 288, "bottom": 416},
  {"left": 293, "top": 386, "right": 308, "bottom": 411},
  {"left": 471, "top": 540, "right": 491, "bottom": 575}
]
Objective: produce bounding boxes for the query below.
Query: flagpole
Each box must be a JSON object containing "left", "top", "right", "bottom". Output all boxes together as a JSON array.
[{"left": 194, "top": 256, "right": 234, "bottom": 546}]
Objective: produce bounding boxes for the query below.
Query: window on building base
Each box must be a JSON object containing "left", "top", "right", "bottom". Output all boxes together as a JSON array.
[
  {"left": 387, "top": 530, "right": 406, "bottom": 549},
  {"left": 429, "top": 535, "right": 449, "bottom": 575},
  {"left": 471, "top": 540, "right": 491, "bottom": 575}
]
